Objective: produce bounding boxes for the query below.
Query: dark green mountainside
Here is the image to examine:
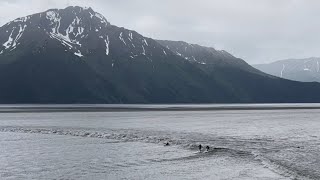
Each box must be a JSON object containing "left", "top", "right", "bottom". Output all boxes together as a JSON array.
[{"left": 1, "top": 6, "right": 320, "bottom": 103}]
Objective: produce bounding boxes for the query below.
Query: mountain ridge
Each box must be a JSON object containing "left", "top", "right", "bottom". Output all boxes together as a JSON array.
[
  {"left": 254, "top": 57, "right": 320, "bottom": 82},
  {"left": 1, "top": 6, "right": 320, "bottom": 103}
]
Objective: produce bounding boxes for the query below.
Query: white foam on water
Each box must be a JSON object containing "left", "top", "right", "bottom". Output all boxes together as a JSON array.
[
  {"left": 0, "top": 108, "right": 320, "bottom": 179},
  {"left": 0, "top": 130, "right": 288, "bottom": 180}
]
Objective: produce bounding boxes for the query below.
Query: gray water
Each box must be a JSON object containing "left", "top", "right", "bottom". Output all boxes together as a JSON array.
[{"left": 1, "top": 105, "right": 320, "bottom": 179}]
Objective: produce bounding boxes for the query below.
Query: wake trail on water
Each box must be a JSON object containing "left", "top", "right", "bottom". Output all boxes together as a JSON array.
[{"left": 0, "top": 126, "right": 314, "bottom": 180}]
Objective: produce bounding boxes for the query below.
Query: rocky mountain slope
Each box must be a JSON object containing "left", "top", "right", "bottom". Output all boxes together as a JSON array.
[{"left": 1, "top": 6, "right": 320, "bottom": 103}]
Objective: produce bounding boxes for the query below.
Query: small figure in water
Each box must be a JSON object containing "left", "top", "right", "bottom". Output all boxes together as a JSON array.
[
  {"left": 198, "top": 144, "right": 202, "bottom": 152},
  {"left": 206, "top": 145, "right": 210, "bottom": 152},
  {"left": 164, "top": 142, "right": 170, "bottom": 146}
]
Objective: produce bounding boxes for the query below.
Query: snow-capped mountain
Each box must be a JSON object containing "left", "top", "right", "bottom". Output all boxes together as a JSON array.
[
  {"left": 254, "top": 57, "right": 320, "bottom": 82},
  {"left": 0, "top": 6, "right": 170, "bottom": 62},
  {"left": 1, "top": 6, "right": 320, "bottom": 103},
  {"left": 0, "top": 6, "right": 227, "bottom": 103},
  {"left": 1, "top": 7, "right": 107, "bottom": 56}
]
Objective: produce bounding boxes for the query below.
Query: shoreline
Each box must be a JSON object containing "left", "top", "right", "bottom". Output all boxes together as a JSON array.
[{"left": 1, "top": 105, "right": 320, "bottom": 113}]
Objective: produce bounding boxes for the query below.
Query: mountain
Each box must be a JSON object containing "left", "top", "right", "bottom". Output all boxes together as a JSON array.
[
  {"left": 157, "top": 41, "right": 320, "bottom": 102},
  {"left": 254, "top": 57, "right": 320, "bottom": 82},
  {"left": 1, "top": 6, "right": 320, "bottom": 103},
  {"left": 0, "top": 6, "right": 234, "bottom": 103},
  {"left": 157, "top": 40, "right": 260, "bottom": 74}
]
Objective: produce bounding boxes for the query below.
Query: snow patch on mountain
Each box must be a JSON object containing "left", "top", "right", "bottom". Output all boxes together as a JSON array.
[
  {"left": 142, "top": 45, "right": 146, "bottom": 55},
  {"left": 163, "top": 49, "right": 167, "bottom": 55},
  {"left": 192, "top": 56, "right": 197, "bottom": 61},
  {"left": 44, "top": 10, "right": 92, "bottom": 57},
  {"left": 12, "top": 24, "right": 27, "bottom": 47},
  {"left": 119, "top": 32, "right": 126, "bottom": 45},
  {"left": 3, "top": 28, "right": 15, "bottom": 49},
  {"left": 75, "top": 16, "right": 81, "bottom": 24},
  {"left": 95, "top": 12, "right": 108, "bottom": 25},
  {"left": 1, "top": 22, "right": 27, "bottom": 51},
  {"left": 88, "top": 11, "right": 94, "bottom": 18},
  {"left": 176, "top": 51, "right": 182, "bottom": 56},
  {"left": 13, "top": 16, "right": 29, "bottom": 23},
  {"left": 46, "top": 11, "right": 59, "bottom": 22},
  {"left": 47, "top": 14, "right": 82, "bottom": 47},
  {"left": 75, "top": 27, "right": 84, "bottom": 37},
  {"left": 104, "top": 36, "right": 110, "bottom": 55},
  {"left": 281, "top": 64, "right": 285, "bottom": 77},
  {"left": 74, "top": 51, "right": 83, "bottom": 57},
  {"left": 143, "top": 39, "right": 148, "bottom": 46},
  {"left": 0, "top": 6, "right": 164, "bottom": 61}
]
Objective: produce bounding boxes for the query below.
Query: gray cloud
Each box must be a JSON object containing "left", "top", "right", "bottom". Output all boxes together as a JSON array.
[{"left": 0, "top": 0, "right": 319, "bottom": 64}]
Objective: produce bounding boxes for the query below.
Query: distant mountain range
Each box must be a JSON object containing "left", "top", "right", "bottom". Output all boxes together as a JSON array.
[
  {"left": 254, "top": 57, "right": 320, "bottom": 82},
  {"left": 1, "top": 6, "right": 320, "bottom": 103}
]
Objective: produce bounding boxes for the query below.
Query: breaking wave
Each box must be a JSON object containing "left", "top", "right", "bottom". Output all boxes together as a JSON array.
[{"left": 0, "top": 126, "right": 315, "bottom": 180}]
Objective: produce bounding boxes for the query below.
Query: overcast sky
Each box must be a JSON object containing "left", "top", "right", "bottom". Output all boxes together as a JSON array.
[{"left": 0, "top": 0, "right": 319, "bottom": 64}]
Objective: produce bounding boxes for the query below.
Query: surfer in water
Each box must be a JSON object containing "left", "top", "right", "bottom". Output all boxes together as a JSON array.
[
  {"left": 206, "top": 145, "right": 210, "bottom": 152},
  {"left": 164, "top": 142, "right": 170, "bottom": 146},
  {"left": 198, "top": 144, "right": 202, "bottom": 152}
]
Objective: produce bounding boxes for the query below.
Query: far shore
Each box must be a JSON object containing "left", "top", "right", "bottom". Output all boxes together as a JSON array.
[{"left": 0, "top": 104, "right": 320, "bottom": 113}]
